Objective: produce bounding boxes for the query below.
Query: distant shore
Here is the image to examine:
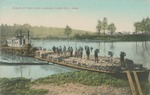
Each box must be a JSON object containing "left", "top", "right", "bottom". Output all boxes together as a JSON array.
[{"left": 32, "top": 34, "right": 150, "bottom": 42}]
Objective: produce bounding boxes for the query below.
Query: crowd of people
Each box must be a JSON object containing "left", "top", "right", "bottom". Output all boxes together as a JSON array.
[
  {"left": 38, "top": 45, "right": 126, "bottom": 64},
  {"left": 37, "top": 45, "right": 126, "bottom": 65},
  {"left": 52, "top": 46, "right": 82, "bottom": 58}
]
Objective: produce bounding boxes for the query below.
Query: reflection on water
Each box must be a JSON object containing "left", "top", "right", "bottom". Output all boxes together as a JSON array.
[
  {"left": 0, "top": 65, "right": 77, "bottom": 79},
  {"left": 0, "top": 40, "right": 150, "bottom": 79},
  {"left": 0, "top": 52, "right": 45, "bottom": 63}
]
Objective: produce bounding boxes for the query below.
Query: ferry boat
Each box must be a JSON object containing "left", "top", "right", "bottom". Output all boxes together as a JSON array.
[{"left": 0, "top": 31, "right": 37, "bottom": 57}]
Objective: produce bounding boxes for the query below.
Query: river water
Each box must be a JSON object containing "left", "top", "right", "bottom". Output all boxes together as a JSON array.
[{"left": 0, "top": 40, "right": 150, "bottom": 80}]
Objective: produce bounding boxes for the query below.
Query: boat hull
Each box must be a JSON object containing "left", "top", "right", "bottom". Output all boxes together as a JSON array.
[
  {"left": 0, "top": 61, "right": 49, "bottom": 65},
  {"left": 35, "top": 57, "right": 150, "bottom": 81}
]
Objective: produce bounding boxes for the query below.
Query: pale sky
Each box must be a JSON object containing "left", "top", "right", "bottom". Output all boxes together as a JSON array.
[{"left": 0, "top": 0, "right": 150, "bottom": 32}]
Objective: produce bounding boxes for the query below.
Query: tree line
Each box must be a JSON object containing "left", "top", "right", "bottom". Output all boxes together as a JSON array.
[
  {"left": 0, "top": 24, "right": 89, "bottom": 41},
  {"left": 96, "top": 17, "right": 116, "bottom": 36},
  {"left": 134, "top": 17, "right": 150, "bottom": 34},
  {"left": 64, "top": 17, "right": 117, "bottom": 38},
  {"left": 1, "top": 17, "right": 150, "bottom": 41}
]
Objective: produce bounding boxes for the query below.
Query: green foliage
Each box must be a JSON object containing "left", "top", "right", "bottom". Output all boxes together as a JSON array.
[
  {"left": 102, "top": 17, "right": 108, "bottom": 35},
  {"left": 64, "top": 25, "right": 72, "bottom": 38},
  {"left": 140, "top": 81, "right": 150, "bottom": 95},
  {"left": 0, "top": 77, "right": 30, "bottom": 95},
  {"left": 134, "top": 17, "right": 150, "bottom": 33},
  {"left": 0, "top": 24, "right": 91, "bottom": 41},
  {"left": 108, "top": 23, "right": 116, "bottom": 35},
  {"left": 134, "top": 22, "right": 142, "bottom": 33},
  {"left": 96, "top": 20, "right": 102, "bottom": 35},
  {"left": 0, "top": 77, "right": 48, "bottom": 95},
  {"left": 73, "top": 33, "right": 150, "bottom": 41},
  {"left": 34, "top": 71, "right": 128, "bottom": 87},
  {"left": 96, "top": 18, "right": 116, "bottom": 36}
]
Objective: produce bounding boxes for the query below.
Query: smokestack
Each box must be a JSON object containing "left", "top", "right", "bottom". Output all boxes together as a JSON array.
[
  {"left": 28, "top": 31, "right": 29, "bottom": 44},
  {"left": 20, "top": 30, "right": 22, "bottom": 45}
]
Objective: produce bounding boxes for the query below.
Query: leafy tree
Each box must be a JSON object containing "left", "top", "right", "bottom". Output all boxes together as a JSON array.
[
  {"left": 21, "top": 24, "right": 31, "bottom": 31},
  {"left": 102, "top": 17, "right": 108, "bottom": 36},
  {"left": 64, "top": 25, "right": 72, "bottom": 38},
  {"left": 96, "top": 20, "right": 102, "bottom": 36},
  {"left": 134, "top": 22, "right": 141, "bottom": 34},
  {"left": 108, "top": 23, "right": 116, "bottom": 35},
  {"left": 141, "top": 18, "right": 146, "bottom": 33},
  {"left": 134, "top": 17, "right": 150, "bottom": 34},
  {"left": 144, "top": 17, "right": 150, "bottom": 33}
]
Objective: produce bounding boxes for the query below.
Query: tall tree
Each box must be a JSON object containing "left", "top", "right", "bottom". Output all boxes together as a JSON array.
[
  {"left": 134, "top": 17, "right": 150, "bottom": 34},
  {"left": 108, "top": 23, "right": 116, "bottom": 35},
  {"left": 96, "top": 20, "right": 102, "bottom": 36},
  {"left": 141, "top": 19, "right": 146, "bottom": 33},
  {"left": 64, "top": 25, "right": 72, "bottom": 38},
  {"left": 102, "top": 17, "right": 108, "bottom": 36},
  {"left": 134, "top": 22, "right": 141, "bottom": 34},
  {"left": 145, "top": 17, "right": 150, "bottom": 33}
]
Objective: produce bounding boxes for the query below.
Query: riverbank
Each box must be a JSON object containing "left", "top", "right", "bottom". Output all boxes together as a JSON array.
[
  {"left": 33, "top": 71, "right": 131, "bottom": 95},
  {"left": 0, "top": 71, "right": 150, "bottom": 95},
  {"left": 31, "top": 34, "right": 150, "bottom": 42},
  {"left": 78, "top": 34, "right": 150, "bottom": 41},
  {"left": 32, "top": 83, "right": 131, "bottom": 95}
]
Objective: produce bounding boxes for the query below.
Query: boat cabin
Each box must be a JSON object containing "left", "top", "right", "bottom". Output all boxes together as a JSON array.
[{"left": 6, "top": 31, "right": 31, "bottom": 47}]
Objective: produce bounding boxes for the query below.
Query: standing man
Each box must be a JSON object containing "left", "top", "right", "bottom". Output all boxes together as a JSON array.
[
  {"left": 120, "top": 52, "right": 126, "bottom": 66},
  {"left": 56, "top": 47, "right": 60, "bottom": 56},
  {"left": 79, "top": 49, "right": 83, "bottom": 59},
  {"left": 68, "top": 46, "right": 71, "bottom": 56},
  {"left": 70, "top": 47, "right": 73, "bottom": 57},
  {"left": 63, "top": 45, "right": 66, "bottom": 56},
  {"left": 59, "top": 46, "right": 62, "bottom": 55},
  {"left": 52, "top": 46, "right": 56, "bottom": 53},
  {"left": 94, "top": 49, "right": 99, "bottom": 63},
  {"left": 85, "top": 46, "right": 90, "bottom": 60},
  {"left": 108, "top": 51, "right": 114, "bottom": 62},
  {"left": 75, "top": 47, "right": 78, "bottom": 58}
]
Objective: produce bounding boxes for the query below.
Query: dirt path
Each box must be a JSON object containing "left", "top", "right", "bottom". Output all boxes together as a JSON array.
[{"left": 32, "top": 83, "right": 131, "bottom": 95}]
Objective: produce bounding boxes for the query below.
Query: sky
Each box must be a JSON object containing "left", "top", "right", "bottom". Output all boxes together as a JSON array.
[{"left": 0, "top": 0, "right": 150, "bottom": 32}]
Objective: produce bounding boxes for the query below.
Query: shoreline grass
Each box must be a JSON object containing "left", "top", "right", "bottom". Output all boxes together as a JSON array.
[
  {"left": 33, "top": 71, "right": 129, "bottom": 87},
  {"left": 0, "top": 71, "right": 150, "bottom": 95},
  {"left": 0, "top": 77, "right": 48, "bottom": 95}
]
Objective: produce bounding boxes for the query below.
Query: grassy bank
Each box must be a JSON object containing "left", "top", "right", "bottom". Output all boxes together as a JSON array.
[
  {"left": 0, "top": 77, "right": 48, "bottom": 95},
  {"left": 0, "top": 71, "right": 149, "bottom": 95},
  {"left": 33, "top": 71, "right": 128, "bottom": 87},
  {"left": 33, "top": 71, "right": 150, "bottom": 95}
]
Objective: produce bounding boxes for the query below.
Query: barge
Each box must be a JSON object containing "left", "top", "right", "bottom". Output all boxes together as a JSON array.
[
  {"left": 0, "top": 30, "right": 149, "bottom": 80},
  {"left": 35, "top": 50, "right": 150, "bottom": 81}
]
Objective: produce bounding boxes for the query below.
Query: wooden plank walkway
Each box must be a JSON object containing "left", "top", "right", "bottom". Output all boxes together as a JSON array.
[
  {"left": 133, "top": 71, "right": 143, "bottom": 95},
  {"left": 126, "top": 71, "right": 137, "bottom": 95},
  {"left": 126, "top": 71, "right": 144, "bottom": 95}
]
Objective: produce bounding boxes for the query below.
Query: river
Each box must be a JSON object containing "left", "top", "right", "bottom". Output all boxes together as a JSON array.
[{"left": 0, "top": 40, "right": 150, "bottom": 80}]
